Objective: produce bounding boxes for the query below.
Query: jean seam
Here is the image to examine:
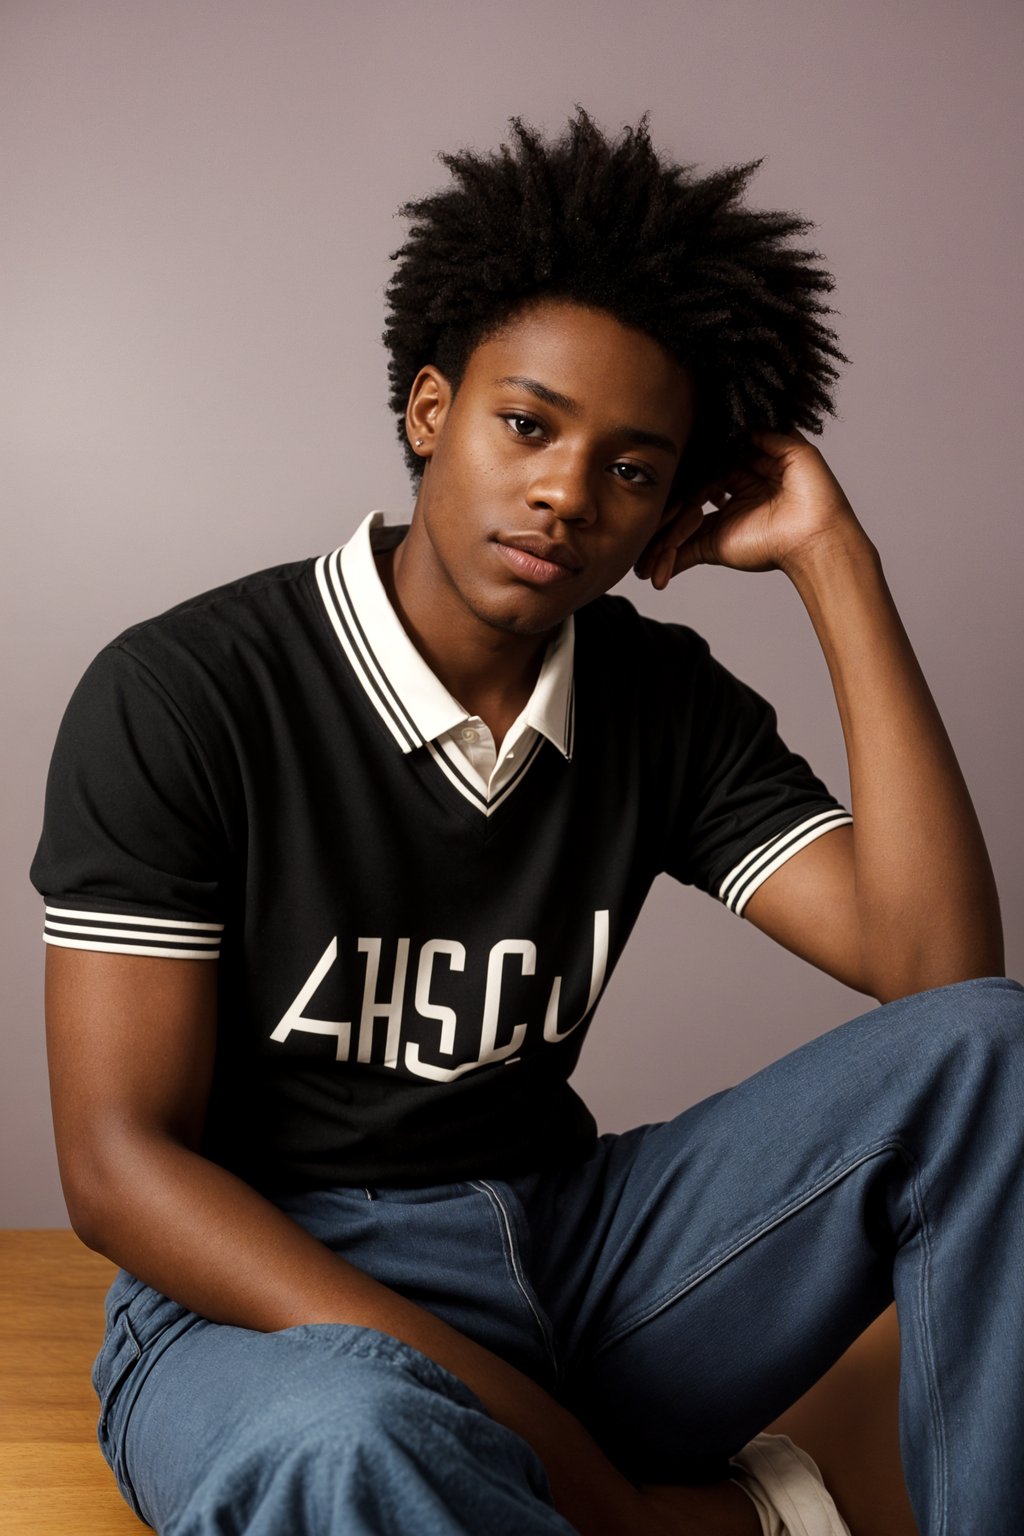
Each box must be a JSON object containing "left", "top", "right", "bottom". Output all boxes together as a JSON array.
[
  {"left": 591, "top": 1136, "right": 910, "bottom": 1357},
  {"left": 107, "top": 1312, "right": 148, "bottom": 1523},
  {"left": 904, "top": 1154, "right": 948, "bottom": 1535},
  {"left": 96, "top": 1311, "right": 141, "bottom": 1439},
  {"left": 470, "top": 1179, "right": 562, "bottom": 1384},
  {"left": 117, "top": 1308, "right": 210, "bottom": 1524}
]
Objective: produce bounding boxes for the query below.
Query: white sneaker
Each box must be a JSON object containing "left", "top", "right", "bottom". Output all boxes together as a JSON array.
[{"left": 729, "top": 1434, "right": 852, "bottom": 1536}]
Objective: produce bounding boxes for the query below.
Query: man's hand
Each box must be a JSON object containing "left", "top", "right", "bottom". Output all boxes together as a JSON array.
[{"left": 637, "top": 429, "right": 862, "bottom": 589}]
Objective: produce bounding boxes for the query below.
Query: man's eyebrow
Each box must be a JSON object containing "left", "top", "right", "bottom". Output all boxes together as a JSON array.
[
  {"left": 496, "top": 375, "right": 679, "bottom": 457},
  {"left": 497, "top": 376, "right": 579, "bottom": 415}
]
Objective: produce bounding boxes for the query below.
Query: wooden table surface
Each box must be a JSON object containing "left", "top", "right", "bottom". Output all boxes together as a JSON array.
[{"left": 1, "top": 1230, "right": 148, "bottom": 1534}]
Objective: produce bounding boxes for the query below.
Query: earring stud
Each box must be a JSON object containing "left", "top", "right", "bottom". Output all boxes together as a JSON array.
[{"left": 415, "top": 438, "right": 424, "bottom": 447}]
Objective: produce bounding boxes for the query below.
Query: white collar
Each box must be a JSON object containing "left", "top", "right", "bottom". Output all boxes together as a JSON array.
[{"left": 314, "top": 511, "right": 575, "bottom": 758}]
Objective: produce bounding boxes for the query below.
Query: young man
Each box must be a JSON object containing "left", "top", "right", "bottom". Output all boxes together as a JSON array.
[{"left": 33, "top": 112, "right": 1021, "bottom": 1536}]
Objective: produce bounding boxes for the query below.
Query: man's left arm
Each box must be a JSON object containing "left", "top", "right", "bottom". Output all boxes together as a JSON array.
[{"left": 640, "top": 431, "right": 1004, "bottom": 1003}]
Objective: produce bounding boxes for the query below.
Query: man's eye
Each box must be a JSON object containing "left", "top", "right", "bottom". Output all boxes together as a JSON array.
[
  {"left": 612, "top": 462, "right": 655, "bottom": 486},
  {"left": 503, "top": 414, "right": 544, "bottom": 439}
]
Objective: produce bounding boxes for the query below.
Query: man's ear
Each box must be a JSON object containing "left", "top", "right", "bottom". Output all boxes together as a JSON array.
[{"left": 406, "top": 366, "right": 453, "bottom": 459}]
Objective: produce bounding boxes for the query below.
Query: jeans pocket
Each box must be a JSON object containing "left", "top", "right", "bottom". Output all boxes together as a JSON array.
[
  {"left": 93, "top": 1308, "right": 155, "bottom": 1523},
  {"left": 93, "top": 1308, "right": 142, "bottom": 1448}
]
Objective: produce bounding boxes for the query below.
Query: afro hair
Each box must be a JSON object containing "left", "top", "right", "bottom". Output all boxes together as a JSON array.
[{"left": 383, "top": 108, "right": 848, "bottom": 503}]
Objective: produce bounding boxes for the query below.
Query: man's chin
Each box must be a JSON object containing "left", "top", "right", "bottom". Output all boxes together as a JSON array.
[{"left": 470, "top": 595, "right": 575, "bottom": 639}]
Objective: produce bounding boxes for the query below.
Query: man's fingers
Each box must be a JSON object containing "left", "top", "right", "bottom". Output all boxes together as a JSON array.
[
  {"left": 663, "top": 501, "right": 705, "bottom": 548},
  {"left": 673, "top": 514, "right": 722, "bottom": 574},
  {"left": 651, "top": 510, "right": 726, "bottom": 587},
  {"left": 636, "top": 499, "right": 702, "bottom": 579},
  {"left": 697, "top": 479, "right": 730, "bottom": 509},
  {"left": 750, "top": 426, "right": 809, "bottom": 451}
]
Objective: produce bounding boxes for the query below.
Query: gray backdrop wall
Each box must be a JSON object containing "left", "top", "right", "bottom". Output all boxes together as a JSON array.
[{"left": 3, "top": 0, "right": 1021, "bottom": 1225}]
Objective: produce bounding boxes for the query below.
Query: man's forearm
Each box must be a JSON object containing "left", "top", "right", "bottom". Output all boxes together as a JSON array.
[{"left": 785, "top": 527, "right": 1003, "bottom": 999}]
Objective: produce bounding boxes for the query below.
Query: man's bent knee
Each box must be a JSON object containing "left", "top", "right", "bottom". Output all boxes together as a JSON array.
[{"left": 133, "top": 1324, "right": 563, "bottom": 1535}]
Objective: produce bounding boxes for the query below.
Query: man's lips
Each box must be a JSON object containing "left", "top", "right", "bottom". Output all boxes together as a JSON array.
[{"left": 493, "top": 534, "right": 583, "bottom": 586}]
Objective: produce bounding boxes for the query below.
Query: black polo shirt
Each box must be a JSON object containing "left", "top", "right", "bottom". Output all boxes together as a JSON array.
[{"left": 31, "top": 513, "right": 851, "bottom": 1188}]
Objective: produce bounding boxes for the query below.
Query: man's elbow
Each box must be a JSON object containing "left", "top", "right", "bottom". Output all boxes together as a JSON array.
[
  {"left": 866, "top": 940, "right": 1006, "bottom": 1006},
  {"left": 54, "top": 1123, "right": 160, "bottom": 1259}
]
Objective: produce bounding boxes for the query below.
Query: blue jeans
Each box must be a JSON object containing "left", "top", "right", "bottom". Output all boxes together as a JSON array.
[{"left": 93, "top": 977, "right": 1024, "bottom": 1534}]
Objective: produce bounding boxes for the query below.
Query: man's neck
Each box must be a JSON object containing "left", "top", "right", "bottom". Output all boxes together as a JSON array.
[{"left": 377, "top": 538, "right": 548, "bottom": 751}]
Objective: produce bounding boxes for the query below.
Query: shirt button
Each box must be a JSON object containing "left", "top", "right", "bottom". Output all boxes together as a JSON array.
[{"left": 461, "top": 727, "right": 477, "bottom": 743}]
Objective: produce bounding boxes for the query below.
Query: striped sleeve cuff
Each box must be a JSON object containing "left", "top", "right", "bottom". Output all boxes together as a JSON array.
[
  {"left": 718, "top": 809, "right": 853, "bottom": 917},
  {"left": 43, "top": 905, "right": 223, "bottom": 959}
]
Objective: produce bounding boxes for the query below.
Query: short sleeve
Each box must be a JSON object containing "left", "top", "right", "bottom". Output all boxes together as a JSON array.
[
  {"left": 664, "top": 633, "right": 851, "bottom": 916},
  {"left": 30, "top": 644, "right": 227, "bottom": 959}
]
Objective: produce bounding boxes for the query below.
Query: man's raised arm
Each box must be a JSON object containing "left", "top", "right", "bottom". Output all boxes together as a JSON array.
[{"left": 639, "top": 429, "right": 1004, "bottom": 1002}]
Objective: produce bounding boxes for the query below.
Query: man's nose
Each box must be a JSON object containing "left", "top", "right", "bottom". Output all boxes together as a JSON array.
[{"left": 526, "top": 453, "right": 598, "bottom": 523}]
